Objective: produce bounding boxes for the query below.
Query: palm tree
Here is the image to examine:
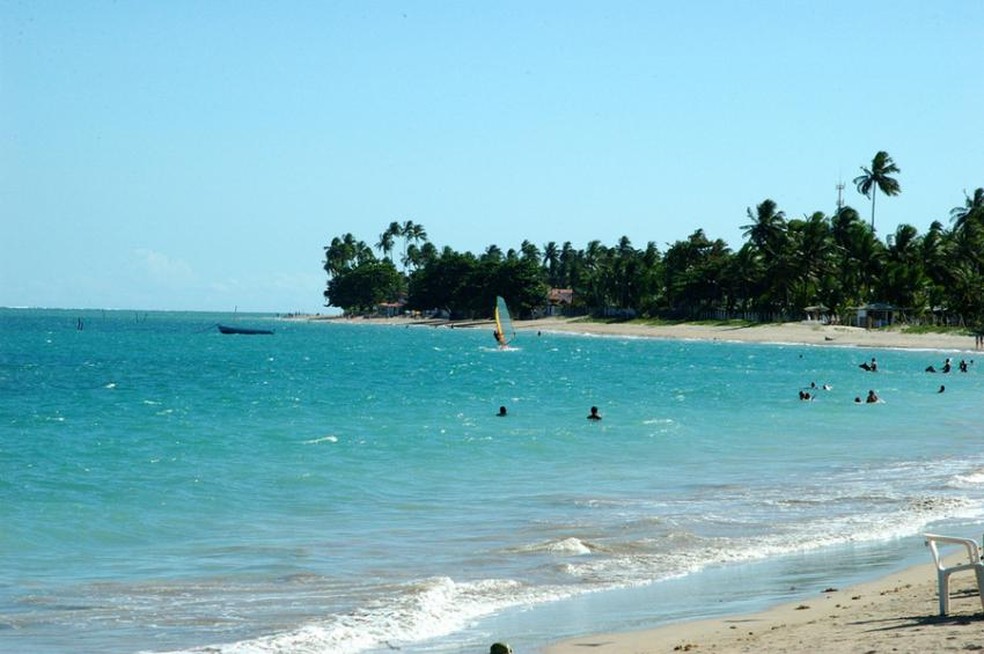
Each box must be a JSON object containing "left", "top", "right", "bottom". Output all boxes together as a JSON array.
[
  {"left": 375, "top": 230, "right": 395, "bottom": 260},
  {"left": 323, "top": 233, "right": 360, "bottom": 277},
  {"left": 950, "top": 187, "right": 984, "bottom": 233},
  {"left": 542, "top": 241, "right": 560, "bottom": 286},
  {"left": 741, "top": 199, "right": 786, "bottom": 259},
  {"left": 398, "top": 220, "right": 427, "bottom": 268},
  {"left": 853, "top": 151, "right": 901, "bottom": 230},
  {"left": 519, "top": 239, "right": 540, "bottom": 263}
]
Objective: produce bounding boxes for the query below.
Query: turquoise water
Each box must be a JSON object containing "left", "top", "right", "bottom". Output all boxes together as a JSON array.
[{"left": 2, "top": 308, "right": 983, "bottom": 653}]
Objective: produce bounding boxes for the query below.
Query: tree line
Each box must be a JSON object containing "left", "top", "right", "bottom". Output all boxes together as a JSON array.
[{"left": 323, "top": 152, "right": 984, "bottom": 330}]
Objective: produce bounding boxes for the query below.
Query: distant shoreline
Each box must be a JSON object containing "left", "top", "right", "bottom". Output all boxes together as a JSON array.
[{"left": 300, "top": 314, "right": 981, "bottom": 353}]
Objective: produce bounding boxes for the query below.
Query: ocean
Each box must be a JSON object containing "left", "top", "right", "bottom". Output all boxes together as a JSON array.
[{"left": 2, "top": 308, "right": 983, "bottom": 654}]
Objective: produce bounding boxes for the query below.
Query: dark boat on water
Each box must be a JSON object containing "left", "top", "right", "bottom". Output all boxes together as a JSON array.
[{"left": 217, "top": 324, "right": 274, "bottom": 335}]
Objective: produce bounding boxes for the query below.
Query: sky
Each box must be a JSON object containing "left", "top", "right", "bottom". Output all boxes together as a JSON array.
[{"left": 2, "top": 1, "right": 982, "bottom": 313}]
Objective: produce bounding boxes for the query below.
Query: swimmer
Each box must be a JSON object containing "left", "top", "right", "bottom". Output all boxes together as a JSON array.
[
  {"left": 497, "top": 405, "right": 508, "bottom": 416},
  {"left": 865, "top": 389, "right": 879, "bottom": 403},
  {"left": 587, "top": 406, "right": 602, "bottom": 420},
  {"left": 490, "top": 644, "right": 513, "bottom": 654},
  {"left": 938, "top": 385, "right": 945, "bottom": 393}
]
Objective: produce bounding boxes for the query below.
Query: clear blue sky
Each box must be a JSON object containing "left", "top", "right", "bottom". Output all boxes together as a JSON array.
[{"left": 3, "top": 1, "right": 982, "bottom": 313}]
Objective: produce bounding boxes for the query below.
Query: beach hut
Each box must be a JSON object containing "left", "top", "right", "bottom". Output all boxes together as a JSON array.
[
  {"left": 803, "top": 305, "right": 831, "bottom": 324},
  {"left": 546, "top": 288, "right": 574, "bottom": 317},
  {"left": 852, "top": 303, "right": 899, "bottom": 329},
  {"left": 375, "top": 301, "right": 405, "bottom": 318}
]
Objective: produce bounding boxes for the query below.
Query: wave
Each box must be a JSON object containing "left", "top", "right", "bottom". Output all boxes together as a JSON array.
[
  {"left": 302, "top": 435, "right": 338, "bottom": 445},
  {"left": 158, "top": 577, "right": 575, "bottom": 654}
]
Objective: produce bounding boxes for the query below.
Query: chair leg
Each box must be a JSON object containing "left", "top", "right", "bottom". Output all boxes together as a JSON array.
[
  {"left": 975, "top": 567, "right": 984, "bottom": 615},
  {"left": 939, "top": 570, "right": 951, "bottom": 616}
]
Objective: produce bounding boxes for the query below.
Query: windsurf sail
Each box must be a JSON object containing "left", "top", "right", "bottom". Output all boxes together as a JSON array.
[{"left": 494, "top": 296, "right": 516, "bottom": 345}]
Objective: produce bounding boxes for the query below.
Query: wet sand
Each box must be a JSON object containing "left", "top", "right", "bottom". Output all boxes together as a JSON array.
[{"left": 544, "top": 556, "right": 984, "bottom": 654}]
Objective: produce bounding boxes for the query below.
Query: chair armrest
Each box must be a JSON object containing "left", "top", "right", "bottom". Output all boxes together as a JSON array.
[{"left": 924, "top": 533, "right": 983, "bottom": 567}]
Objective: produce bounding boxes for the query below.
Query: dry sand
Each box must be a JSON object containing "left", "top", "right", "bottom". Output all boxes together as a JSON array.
[
  {"left": 312, "top": 314, "right": 980, "bottom": 353},
  {"left": 521, "top": 317, "right": 979, "bottom": 353},
  {"left": 544, "top": 559, "right": 984, "bottom": 654}
]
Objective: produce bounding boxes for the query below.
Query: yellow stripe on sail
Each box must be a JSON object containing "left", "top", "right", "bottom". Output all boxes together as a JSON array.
[{"left": 495, "top": 296, "right": 514, "bottom": 344}]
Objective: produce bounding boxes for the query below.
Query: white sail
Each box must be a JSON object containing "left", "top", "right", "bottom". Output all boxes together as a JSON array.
[{"left": 494, "top": 296, "right": 515, "bottom": 345}]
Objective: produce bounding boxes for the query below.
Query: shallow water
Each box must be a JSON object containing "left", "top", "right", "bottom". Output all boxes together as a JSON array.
[{"left": 2, "top": 309, "right": 982, "bottom": 653}]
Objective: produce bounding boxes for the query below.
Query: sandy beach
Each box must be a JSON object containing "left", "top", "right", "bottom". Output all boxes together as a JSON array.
[
  {"left": 313, "top": 314, "right": 981, "bottom": 354},
  {"left": 522, "top": 317, "right": 980, "bottom": 353},
  {"left": 544, "top": 556, "right": 984, "bottom": 654}
]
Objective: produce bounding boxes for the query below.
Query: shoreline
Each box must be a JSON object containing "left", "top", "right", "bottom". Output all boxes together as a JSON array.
[
  {"left": 310, "top": 314, "right": 984, "bottom": 652},
  {"left": 543, "top": 556, "right": 984, "bottom": 654},
  {"left": 305, "top": 315, "right": 981, "bottom": 353}
]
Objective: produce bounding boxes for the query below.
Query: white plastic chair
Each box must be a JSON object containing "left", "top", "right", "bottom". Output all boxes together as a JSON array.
[{"left": 923, "top": 533, "right": 984, "bottom": 616}]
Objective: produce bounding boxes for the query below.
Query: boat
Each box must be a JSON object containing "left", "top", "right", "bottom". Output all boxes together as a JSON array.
[
  {"left": 493, "top": 296, "right": 515, "bottom": 346},
  {"left": 217, "top": 324, "right": 274, "bottom": 335}
]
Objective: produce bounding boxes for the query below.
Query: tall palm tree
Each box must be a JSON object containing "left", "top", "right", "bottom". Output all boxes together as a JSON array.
[
  {"left": 950, "top": 187, "right": 984, "bottom": 233},
  {"left": 541, "top": 241, "right": 560, "bottom": 287},
  {"left": 399, "top": 222, "right": 428, "bottom": 270},
  {"left": 741, "top": 199, "right": 786, "bottom": 259},
  {"left": 323, "top": 233, "right": 360, "bottom": 277},
  {"left": 375, "top": 230, "right": 395, "bottom": 260},
  {"left": 403, "top": 220, "right": 428, "bottom": 248},
  {"left": 853, "top": 151, "right": 901, "bottom": 230}
]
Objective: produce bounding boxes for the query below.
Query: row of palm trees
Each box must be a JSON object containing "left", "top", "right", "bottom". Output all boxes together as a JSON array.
[{"left": 323, "top": 155, "right": 983, "bottom": 328}]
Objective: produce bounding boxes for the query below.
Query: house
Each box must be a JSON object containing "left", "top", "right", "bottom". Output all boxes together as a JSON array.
[
  {"left": 546, "top": 288, "right": 574, "bottom": 316},
  {"left": 375, "top": 301, "right": 405, "bottom": 318},
  {"left": 852, "top": 303, "right": 899, "bottom": 329}
]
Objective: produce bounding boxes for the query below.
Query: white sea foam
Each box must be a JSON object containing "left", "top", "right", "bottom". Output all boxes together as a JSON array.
[
  {"left": 164, "top": 577, "right": 572, "bottom": 654},
  {"left": 302, "top": 435, "right": 338, "bottom": 445},
  {"left": 951, "top": 468, "right": 984, "bottom": 487},
  {"left": 520, "top": 537, "right": 593, "bottom": 556}
]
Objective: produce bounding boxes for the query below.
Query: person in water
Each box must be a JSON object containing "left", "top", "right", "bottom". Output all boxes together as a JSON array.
[
  {"left": 938, "top": 385, "right": 946, "bottom": 393},
  {"left": 490, "top": 643, "right": 512, "bottom": 654},
  {"left": 865, "top": 389, "right": 880, "bottom": 403},
  {"left": 497, "top": 405, "right": 508, "bottom": 416},
  {"left": 587, "top": 406, "right": 602, "bottom": 420}
]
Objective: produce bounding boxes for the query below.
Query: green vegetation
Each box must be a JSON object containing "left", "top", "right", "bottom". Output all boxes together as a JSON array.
[{"left": 323, "top": 153, "right": 984, "bottom": 329}]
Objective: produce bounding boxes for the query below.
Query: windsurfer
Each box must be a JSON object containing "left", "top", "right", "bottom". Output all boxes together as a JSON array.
[{"left": 493, "top": 329, "right": 506, "bottom": 346}]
